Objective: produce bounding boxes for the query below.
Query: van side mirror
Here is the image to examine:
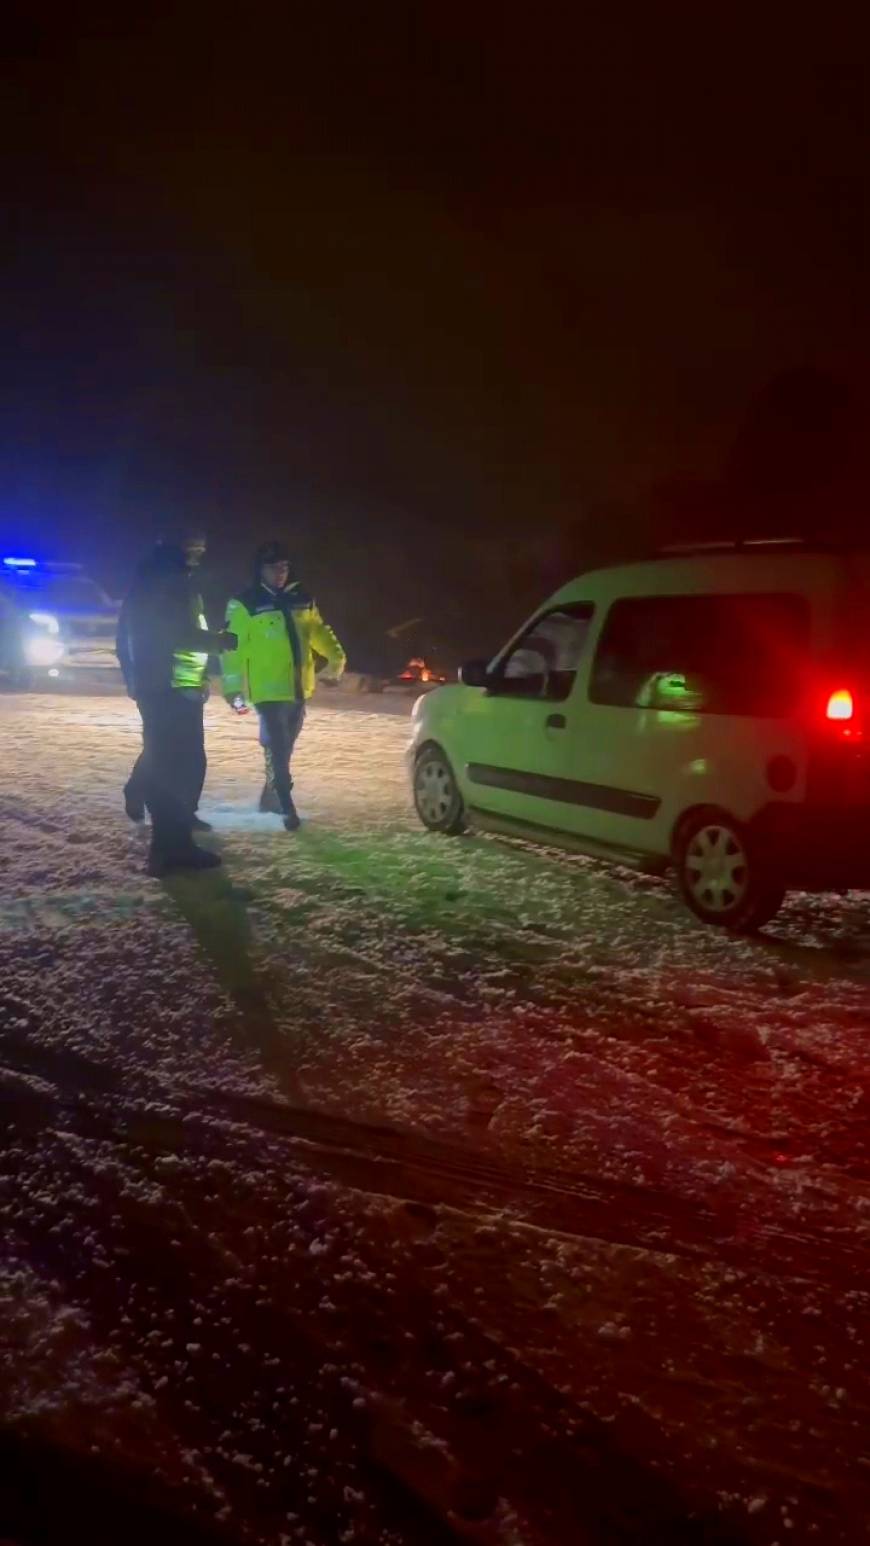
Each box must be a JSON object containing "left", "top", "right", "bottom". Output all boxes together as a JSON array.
[{"left": 459, "top": 658, "right": 490, "bottom": 688}]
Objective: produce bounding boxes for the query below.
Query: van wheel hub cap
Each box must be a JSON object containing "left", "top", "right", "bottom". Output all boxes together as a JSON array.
[
  {"left": 685, "top": 824, "right": 749, "bottom": 913},
  {"left": 416, "top": 760, "right": 453, "bottom": 823}
]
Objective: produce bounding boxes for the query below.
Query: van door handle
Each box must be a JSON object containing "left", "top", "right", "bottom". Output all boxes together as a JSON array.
[{"left": 546, "top": 713, "right": 567, "bottom": 729}]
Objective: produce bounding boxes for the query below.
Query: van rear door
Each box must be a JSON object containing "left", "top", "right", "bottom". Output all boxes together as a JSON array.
[
  {"left": 807, "top": 572, "right": 870, "bottom": 810},
  {"left": 562, "top": 591, "right": 812, "bottom": 856}
]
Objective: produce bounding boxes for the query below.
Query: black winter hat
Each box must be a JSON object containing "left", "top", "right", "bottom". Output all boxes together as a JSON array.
[{"left": 255, "top": 541, "right": 291, "bottom": 574}]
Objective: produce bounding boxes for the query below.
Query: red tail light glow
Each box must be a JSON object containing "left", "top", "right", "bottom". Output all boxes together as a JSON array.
[{"left": 826, "top": 688, "right": 854, "bottom": 722}]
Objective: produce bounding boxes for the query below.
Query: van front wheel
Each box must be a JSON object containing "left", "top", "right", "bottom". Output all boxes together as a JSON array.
[
  {"left": 413, "top": 746, "right": 466, "bottom": 835},
  {"left": 674, "top": 811, "right": 785, "bottom": 932}
]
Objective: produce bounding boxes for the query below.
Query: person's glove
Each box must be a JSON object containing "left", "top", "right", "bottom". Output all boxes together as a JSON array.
[
  {"left": 226, "top": 693, "right": 250, "bottom": 715},
  {"left": 319, "top": 662, "right": 346, "bottom": 684},
  {"left": 217, "top": 630, "right": 238, "bottom": 652}
]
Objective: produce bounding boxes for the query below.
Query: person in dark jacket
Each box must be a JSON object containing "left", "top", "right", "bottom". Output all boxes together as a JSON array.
[
  {"left": 119, "top": 531, "right": 209, "bottom": 827},
  {"left": 116, "top": 542, "right": 236, "bottom": 875}
]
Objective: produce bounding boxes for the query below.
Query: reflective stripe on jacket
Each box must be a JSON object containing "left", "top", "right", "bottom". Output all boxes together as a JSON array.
[{"left": 117, "top": 550, "right": 221, "bottom": 697}]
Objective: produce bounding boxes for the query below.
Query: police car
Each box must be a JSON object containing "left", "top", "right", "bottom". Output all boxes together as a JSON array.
[{"left": 0, "top": 556, "right": 121, "bottom": 687}]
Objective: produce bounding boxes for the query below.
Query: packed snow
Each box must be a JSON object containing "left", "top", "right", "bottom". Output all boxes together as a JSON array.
[{"left": 1, "top": 683, "right": 869, "bottom": 1544}]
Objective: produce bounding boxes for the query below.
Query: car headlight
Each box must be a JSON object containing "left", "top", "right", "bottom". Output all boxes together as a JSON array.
[
  {"left": 25, "top": 635, "right": 65, "bottom": 667},
  {"left": 28, "top": 610, "right": 60, "bottom": 635}
]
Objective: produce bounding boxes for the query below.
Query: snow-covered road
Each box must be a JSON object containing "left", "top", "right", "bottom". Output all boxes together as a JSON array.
[{"left": 1, "top": 688, "right": 869, "bottom": 1544}]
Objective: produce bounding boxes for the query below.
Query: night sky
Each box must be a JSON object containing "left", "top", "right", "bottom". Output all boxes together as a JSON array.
[{"left": 3, "top": 6, "right": 867, "bottom": 647}]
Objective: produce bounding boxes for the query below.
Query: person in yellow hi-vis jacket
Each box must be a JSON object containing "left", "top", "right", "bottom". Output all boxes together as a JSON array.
[{"left": 222, "top": 541, "right": 346, "bottom": 829}]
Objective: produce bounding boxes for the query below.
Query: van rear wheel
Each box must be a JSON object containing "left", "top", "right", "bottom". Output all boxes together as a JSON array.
[{"left": 675, "top": 810, "right": 785, "bottom": 932}]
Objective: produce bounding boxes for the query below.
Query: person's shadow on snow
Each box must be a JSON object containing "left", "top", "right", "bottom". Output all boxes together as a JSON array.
[{"left": 159, "top": 866, "right": 303, "bottom": 1098}]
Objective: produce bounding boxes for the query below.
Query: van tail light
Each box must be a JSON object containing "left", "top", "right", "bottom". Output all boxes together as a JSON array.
[
  {"left": 826, "top": 688, "right": 854, "bottom": 722},
  {"left": 824, "top": 686, "right": 865, "bottom": 741}
]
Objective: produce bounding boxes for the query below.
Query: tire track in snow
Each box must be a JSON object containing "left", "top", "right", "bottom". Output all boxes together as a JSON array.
[
  {"left": 2, "top": 1048, "right": 867, "bottom": 1289},
  {"left": 2, "top": 1096, "right": 751, "bottom": 1546}
]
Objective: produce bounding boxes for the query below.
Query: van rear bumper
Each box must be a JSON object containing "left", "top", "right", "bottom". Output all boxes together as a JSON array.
[{"left": 753, "top": 803, "right": 870, "bottom": 889}]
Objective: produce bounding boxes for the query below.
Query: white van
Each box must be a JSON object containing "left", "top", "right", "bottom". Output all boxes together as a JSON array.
[{"left": 409, "top": 541, "right": 870, "bottom": 930}]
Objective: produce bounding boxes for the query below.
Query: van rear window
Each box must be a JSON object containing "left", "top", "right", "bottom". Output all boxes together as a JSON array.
[{"left": 590, "top": 593, "right": 811, "bottom": 717}]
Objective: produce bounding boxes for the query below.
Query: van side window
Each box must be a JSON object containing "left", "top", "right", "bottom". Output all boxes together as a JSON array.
[
  {"left": 495, "top": 605, "right": 594, "bottom": 702},
  {"left": 589, "top": 594, "right": 810, "bottom": 717}
]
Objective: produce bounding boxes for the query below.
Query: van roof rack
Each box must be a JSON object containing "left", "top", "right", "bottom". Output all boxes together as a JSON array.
[{"left": 656, "top": 537, "right": 810, "bottom": 557}]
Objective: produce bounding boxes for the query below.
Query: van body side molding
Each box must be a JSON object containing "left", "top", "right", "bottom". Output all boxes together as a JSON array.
[{"left": 466, "top": 763, "right": 661, "bottom": 820}]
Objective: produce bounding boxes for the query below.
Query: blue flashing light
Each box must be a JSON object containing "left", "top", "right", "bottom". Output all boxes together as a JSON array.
[{"left": 2, "top": 556, "right": 38, "bottom": 568}]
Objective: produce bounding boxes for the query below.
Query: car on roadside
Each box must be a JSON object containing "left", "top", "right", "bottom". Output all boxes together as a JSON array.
[
  {"left": 409, "top": 539, "right": 870, "bottom": 931},
  {"left": 0, "top": 556, "right": 121, "bottom": 687}
]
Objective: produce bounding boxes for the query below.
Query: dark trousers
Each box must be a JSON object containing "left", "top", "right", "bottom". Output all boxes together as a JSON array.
[
  {"left": 138, "top": 690, "right": 207, "bottom": 856},
  {"left": 125, "top": 748, "right": 146, "bottom": 808},
  {"left": 256, "top": 700, "right": 306, "bottom": 815},
  {"left": 126, "top": 744, "right": 199, "bottom": 817}
]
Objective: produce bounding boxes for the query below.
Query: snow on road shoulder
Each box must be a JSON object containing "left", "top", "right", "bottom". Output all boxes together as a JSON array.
[
  {"left": 1, "top": 688, "right": 870, "bottom": 1544},
  {"left": 2, "top": 684, "right": 869, "bottom": 1264}
]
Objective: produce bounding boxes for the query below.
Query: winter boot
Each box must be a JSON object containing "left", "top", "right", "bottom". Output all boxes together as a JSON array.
[
  {"left": 283, "top": 794, "right": 302, "bottom": 832},
  {"left": 258, "top": 782, "right": 282, "bottom": 814},
  {"left": 258, "top": 747, "right": 283, "bottom": 813},
  {"left": 148, "top": 845, "right": 222, "bottom": 878}
]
